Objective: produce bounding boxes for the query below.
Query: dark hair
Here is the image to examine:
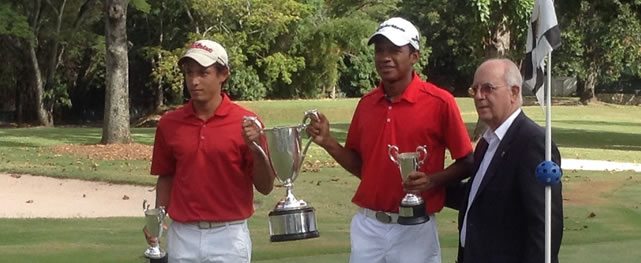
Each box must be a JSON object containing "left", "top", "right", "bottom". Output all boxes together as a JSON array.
[
  {"left": 212, "top": 63, "right": 228, "bottom": 74},
  {"left": 408, "top": 45, "right": 418, "bottom": 54},
  {"left": 212, "top": 63, "right": 230, "bottom": 89}
]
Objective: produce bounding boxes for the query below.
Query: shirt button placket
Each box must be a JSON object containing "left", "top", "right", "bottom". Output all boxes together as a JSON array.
[
  {"left": 387, "top": 105, "right": 392, "bottom": 123},
  {"left": 199, "top": 123, "right": 206, "bottom": 148}
]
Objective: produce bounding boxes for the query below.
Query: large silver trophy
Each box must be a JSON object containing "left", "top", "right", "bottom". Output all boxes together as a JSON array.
[
  {"left": 244, "top": 110, "right": 320, "bottom": 242},
  {"left": 143, "top": 200, "right": 167, "bottom": 262},
  {"left": 388, "top": 145, "right": 430, "bottom": 225}
]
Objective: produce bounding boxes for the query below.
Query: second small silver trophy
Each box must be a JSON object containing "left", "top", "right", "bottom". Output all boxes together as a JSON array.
[
  {"left": 244, "top": 110, "right": 320, "bottom": 242},
  {"left": 143, "top": 200, "right": 168, "bottom": 263},
  {"left": 388, "top": 145, "right": 430, "bottom": 225}
]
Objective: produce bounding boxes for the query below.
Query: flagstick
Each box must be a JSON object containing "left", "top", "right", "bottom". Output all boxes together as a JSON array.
[{"left": 545, "top": 50, "right": 553, "bottom": 263}]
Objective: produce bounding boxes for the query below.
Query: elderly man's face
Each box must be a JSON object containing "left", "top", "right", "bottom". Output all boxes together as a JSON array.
[{"left": 470, "top": 61, "right": 519, "bottom": 130}]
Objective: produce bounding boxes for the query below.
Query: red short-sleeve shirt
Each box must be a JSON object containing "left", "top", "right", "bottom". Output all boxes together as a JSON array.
[
  {"left": 151, "top": 94, "right": 258, "bottom": 222},
  {"left": 346, "top": 73, "right": 472, "bottom": 214}
]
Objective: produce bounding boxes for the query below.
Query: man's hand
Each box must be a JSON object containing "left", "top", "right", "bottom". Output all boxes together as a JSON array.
[
  {"left": 305, "top": 112, "right": 332, "bottom": 148},
  {"left": 403, "top": 171, "right": 435, "bottom": 194},
  {"left": 142, "top": 220, "right": 169, "bottom": 247},
  {"left": 242, "top": 117, "right": 263, "bottom": 152},
  {"left": 142, "top": 225, "right": 159, "bottom": 247}
]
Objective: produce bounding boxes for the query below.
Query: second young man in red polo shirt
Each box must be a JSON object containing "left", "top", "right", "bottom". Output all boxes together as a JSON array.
[{"left": 307, "top": 17, "right": 473, "bottom": 263}]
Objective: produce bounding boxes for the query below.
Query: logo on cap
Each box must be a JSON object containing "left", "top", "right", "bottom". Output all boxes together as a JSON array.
[
  {"left": 367, "top": 17, "right": 420, "bottom": 50},
  {"left": 179, "top": 40, "right": 229, "bottom": 68},
  {"left": 190, "top": 42, "right": 213, "bottom": 53}
]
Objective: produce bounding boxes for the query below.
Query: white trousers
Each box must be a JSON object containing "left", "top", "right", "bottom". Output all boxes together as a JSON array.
[
  {"left": 349, "top": 212, "right": 441, "bottom": 263},
  {"left": 167, "top": 221, "right": 251, "bottom": 263}
]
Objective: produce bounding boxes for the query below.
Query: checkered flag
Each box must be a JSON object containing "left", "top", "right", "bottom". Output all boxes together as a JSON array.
[{"left": 521, "top": 0, "right": 562, "bottom": 105}]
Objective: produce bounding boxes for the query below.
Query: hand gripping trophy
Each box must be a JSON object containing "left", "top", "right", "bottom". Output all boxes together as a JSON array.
[
  {"left": 388, "top": 145, "right": 430, "bottom": 225},
  {"left": 142, "top": 200, "right": 168, "bottom": 263},
  {"left": 243, "top": 110, "right": 320, "bottom": 242}
]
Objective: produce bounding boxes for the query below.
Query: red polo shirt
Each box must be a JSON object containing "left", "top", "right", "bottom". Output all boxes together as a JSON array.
[
  {"left": 151, "top": 94, "right": 258, "bottom": 222},
  {"left": 347, "top": 73, "right": 472, "bottom": 214}
]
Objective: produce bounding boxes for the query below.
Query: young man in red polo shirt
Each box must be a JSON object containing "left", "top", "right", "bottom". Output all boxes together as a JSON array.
[
  {"left": 143, "top": 39, "right": 275, "bottom": 262},
  {"left": 307, "top": 17, "right": 473, "bottom": 263}
]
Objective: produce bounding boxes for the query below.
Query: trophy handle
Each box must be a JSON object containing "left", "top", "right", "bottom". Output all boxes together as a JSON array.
[
  {"left": 416, "top": 145, "right": 428, "bottom": 169},
  {"left": 242, "top": 116, "right": 273, "bottom": 170},
  {"left": 301, "top": 109, "right": 319, "bottom": 128},
  {"left": 143, "top": 199, "right": 149, "bottom": 211},
  {"left": 388, "top": 144, "right": 400, "bottom": 165},
  {"left": 299, "top": 109, "right": 320, "bottom": 165}
]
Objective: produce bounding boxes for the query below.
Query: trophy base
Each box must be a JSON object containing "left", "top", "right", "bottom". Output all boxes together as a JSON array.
[
  {"left": 397, "top": 202, "right": 430, "bottom": 225},
  {"left": 268, "top": 206, "right": 320, "bottom": 242},
  {"left": 270, "top": 230, "right": 320, "bottom": 242},
  {"left": 147, "top": 254, "right": 168, "bottom": 263},
  {"left": 144, "top": 248, "right": 167, "bottom": 260}
]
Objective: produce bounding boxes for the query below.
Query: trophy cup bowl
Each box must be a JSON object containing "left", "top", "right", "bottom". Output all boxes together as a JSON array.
[
  {"left": 143, "top": 200, "right": 168, "bottom": 262},
  {"left": 244, "top": 110, "right": 320, "bottom": 242},
  {"left": 388, "top": 145, "right": 430, "bottom": 225}
]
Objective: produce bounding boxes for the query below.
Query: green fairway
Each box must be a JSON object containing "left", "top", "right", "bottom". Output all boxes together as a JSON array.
[
  {"left": 1, "top": 98, "right": 640, "bottom": 262},
  {"left": 1, "top": 99, "right": 639, "bottom": 184},
  {"left": 1, "top": 170, "right": 640, "bottom": 262}
]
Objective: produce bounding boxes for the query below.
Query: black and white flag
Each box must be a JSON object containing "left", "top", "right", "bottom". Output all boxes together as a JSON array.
[{"left": 521, "top": 0, "right": 561, "bottom": 105}]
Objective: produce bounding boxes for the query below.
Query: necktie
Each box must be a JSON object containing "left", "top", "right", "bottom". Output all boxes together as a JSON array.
[{"left": 473, "top": 138, "right": 489, "bottom": 171}]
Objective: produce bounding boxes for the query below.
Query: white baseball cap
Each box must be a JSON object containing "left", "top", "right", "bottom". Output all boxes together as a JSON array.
[
  {"left": 179, "top": 40, "right": 229, "bottom": 68},
  {"left": 367, "top": 17, "right": 420, "bottom": 50}
]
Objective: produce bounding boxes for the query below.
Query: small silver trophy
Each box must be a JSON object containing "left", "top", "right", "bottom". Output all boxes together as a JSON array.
[
  {"left": 244, "top": 110, "right": 320, "bottom": 242},
  {"left": 143, "top": 200, "right": 167, "bottom": 261},
  {"left": 388, "top": 145, "right": 430, "bottom": 225}
]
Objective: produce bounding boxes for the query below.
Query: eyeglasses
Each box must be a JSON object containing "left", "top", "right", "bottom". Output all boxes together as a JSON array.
[{"left": 468, "top": 83, "right": 502, "bottom": 97}]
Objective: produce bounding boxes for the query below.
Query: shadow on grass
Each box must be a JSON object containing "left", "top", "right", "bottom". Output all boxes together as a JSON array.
[
  {"left": 2, "top": 120, "right": 639, "bottom": 152},
  {"left": 464, "top": 120, "right": 640, "bottom": 151},
  {"left": 337, "top": 121, "right": 641, "bottom": 152},
  {"left": 0, "top": 127, "right": 156, "bottom": 147},
  {"left": 553, "top": 127, "right": 641, "bottom": 151},
  {"left": 557, "top": 120, "right": 641, "bottom": 128}
]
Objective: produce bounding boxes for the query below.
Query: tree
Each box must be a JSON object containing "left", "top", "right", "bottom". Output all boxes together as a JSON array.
[
  {"left": 398, "top": 0, "right": 532, "bottom": 93},
  {"left": 128, "top": 0, "right": 188, "bottom": 112},
  {"left": 311, "top": 0, "right": 403, "bottom": 98},
  {"left": 554, "top": 0, "right": 641, "bottom": 104},
  {"left": 2, "top": 0, "right": 67, "bottom": 126},
  {"left": 400, "top": 0, "right": 533, "bottom": 140},
  {"left": 0, "top": 0, "right": 104, "bottom": 125},
  {"left": 189, "top": 0, "right": 310, "bottom": 100},
  {"left": 102, "top": 0, "right": 131, "bottom": 144},
  {"left": 0, "top": 3, "right": 33, "bottom": 123}
]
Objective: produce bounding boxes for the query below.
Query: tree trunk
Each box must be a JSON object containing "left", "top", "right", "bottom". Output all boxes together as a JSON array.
[
  {"left": 153, "top": 52, "right": 164, "bottom": 113},
  {"left": 27, "top": 42, "right": 53, "bottom": 126},
  {"left": 43, "top": 0, "right": 67, "bottom": 125},
  {"left": 154, "top": 77, "right": 164, "bottom": 113},
  {"left": 153, "top": 10, "right": 165, "bottom": 113},
  {"left": 579, "top": 70, "right": 598, "bottom": 105},
  {"left": 14, "top": 78, "right": 21, "bottom": 123},
  {"left": 483, "top": 21, "right": 511, "bottom": 59},
  {"left": 102, "top": 0, "right": 131, "bottom": 144}
]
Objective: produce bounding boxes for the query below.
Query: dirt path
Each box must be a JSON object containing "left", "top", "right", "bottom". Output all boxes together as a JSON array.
[
  {"left": 562, "top": 174, "right": 629, "bottom": 206},
  {"left": 0, "top": 173, "right": 155, "bottom": 218}
]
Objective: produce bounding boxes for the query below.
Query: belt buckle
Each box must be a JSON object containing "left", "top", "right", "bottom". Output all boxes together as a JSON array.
[
  {"left": 375, "top": 211, "right": 392, "bottom": 224},
  {"left": 197, "top": 222, "right": 210, "bottom": 229}
]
